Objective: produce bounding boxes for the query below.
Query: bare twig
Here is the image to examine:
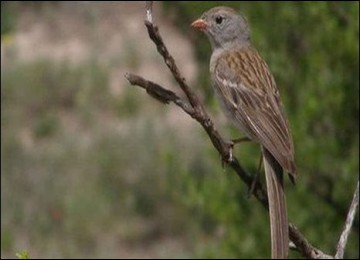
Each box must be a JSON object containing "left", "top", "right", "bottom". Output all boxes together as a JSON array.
[
  {"left": 335, "top": 181, "right": 359, "bottom": 259},
  {"left": 145, "top": 1, "right": 153, "bottom": 23},
  {"left": 124, "top": 73, "right": 195, "bottom": 115},
  {"left": 124, "top": 4, "right": 349, "bottom": 259},
  {"left": 144, "top": 21, "right": 201, "bottom": 109}
]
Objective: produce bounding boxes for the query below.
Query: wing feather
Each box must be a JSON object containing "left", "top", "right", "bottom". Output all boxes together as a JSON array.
[{"left": 212, "top": 48, "right": 296, "bottom": 176}]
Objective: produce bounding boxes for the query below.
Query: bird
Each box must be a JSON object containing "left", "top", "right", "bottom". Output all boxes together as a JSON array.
[{"left": 191, "top": 6, "right": 297, "bottom": 259}]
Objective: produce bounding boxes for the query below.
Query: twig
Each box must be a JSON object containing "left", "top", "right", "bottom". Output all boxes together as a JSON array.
[
  {"left": 124, "top": 4, "right": 343, "bottom": 259},
  {"left": 124, "top": 73, "right": 195, "bottom": 115},
  {"left": 145, "top": 1, "right": 153, "bottom": 23},
  {"left": 335, "top": 181, "right": 359, "bottom": 259},
  {"left": 144, "top": 21, "right": 201, "bottom": 109}
]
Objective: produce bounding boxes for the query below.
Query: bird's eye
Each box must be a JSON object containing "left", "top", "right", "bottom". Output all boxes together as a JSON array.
[{"left": 215, "top": 16, "right": 223, "bottom": 24}]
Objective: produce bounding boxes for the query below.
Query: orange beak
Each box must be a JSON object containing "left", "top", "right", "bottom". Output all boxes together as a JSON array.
[{"left": 191, "top": 19, "right": 208, "bottom": 30}]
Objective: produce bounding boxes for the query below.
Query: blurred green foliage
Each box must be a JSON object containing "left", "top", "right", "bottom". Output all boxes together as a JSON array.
[
  {"left": 1, "top": 1, "right": 359, "bottom": 259},
  {"left": 1, "top": 57, "right": 198, "bottom": 257},
  {"left": 1, "top": 2, "right": 16, "bottom": 36},
  {"left": 15, "top": 250, "right": 29, "bottom": 259}
]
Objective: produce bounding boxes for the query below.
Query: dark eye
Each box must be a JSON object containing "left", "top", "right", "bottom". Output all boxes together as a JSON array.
[{"left": 215, "top": 16, "right": 223, "bottom": 24}]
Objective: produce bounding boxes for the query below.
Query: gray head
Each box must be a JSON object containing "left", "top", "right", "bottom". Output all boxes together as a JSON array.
[{"left": 191, "top": 6, "right": 251, "bottom": 50}]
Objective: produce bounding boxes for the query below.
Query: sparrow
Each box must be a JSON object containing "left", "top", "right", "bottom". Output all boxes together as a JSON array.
[{"left": 191, "top": 6, "right": 297, "bottom": 259}]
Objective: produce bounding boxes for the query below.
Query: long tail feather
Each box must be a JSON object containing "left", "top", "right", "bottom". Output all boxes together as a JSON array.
[{"left": 262, "top": 147, "right": 289, "bottom": 259}]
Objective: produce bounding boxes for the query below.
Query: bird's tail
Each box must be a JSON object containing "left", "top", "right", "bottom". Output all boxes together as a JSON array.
[{"left": 262, "top": 147, "right": 289, "bottom": 259}]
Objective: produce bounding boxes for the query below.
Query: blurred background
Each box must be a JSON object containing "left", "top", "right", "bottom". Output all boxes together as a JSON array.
[{"left": 1, "top": 1, "right": 359, "bottom": 258}]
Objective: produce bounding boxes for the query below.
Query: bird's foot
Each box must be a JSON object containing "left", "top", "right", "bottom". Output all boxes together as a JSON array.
[
  {"left": 247, "top": 153, "right": 263, "bottom": 197},
  {"left": 221, "top": 137, "right": 251, "bottom": 167},
  {"left": 231, "top": 137, "right": 251, "bottom": 145},
  {"left": 221, "top": 140, "right": 234, "bottom": 168}
]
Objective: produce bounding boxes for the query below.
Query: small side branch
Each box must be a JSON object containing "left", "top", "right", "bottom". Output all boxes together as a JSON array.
[
  {"left": 124, "top": 73, "right": 195, "bottom": 115},
  {"left": 335, "top": 181, "right": 359, "bottom": 259}
]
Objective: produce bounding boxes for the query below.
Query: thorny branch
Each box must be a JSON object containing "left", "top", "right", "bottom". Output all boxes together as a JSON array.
[{"left": 125, "top": 2, "right": 357, "bottom": 259}]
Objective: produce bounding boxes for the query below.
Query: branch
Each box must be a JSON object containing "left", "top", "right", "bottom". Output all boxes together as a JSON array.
[
  {"left": 124, "top": 73, "right": 195, "bottom": 115},
  {"left": 144, "top": 20, "right": 201, "bottom": 109},
  {"left": 335, "top": 181, "right": 359, "bottom": 259},
  {"left": 145, "top": 1, "right": 153, "bottom": 23},
  {"left": 124, "top": 3, "right": 340, "bottom": 259}
]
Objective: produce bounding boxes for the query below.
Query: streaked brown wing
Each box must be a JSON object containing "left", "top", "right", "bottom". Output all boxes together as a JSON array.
[{"left": 213, "top": 48, "right": 296, "bottom": 176}]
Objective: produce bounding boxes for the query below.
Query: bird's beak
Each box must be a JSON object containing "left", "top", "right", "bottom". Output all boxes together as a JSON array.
[{"left": 191, "top": 19, "right": 208, "bottom": 30}]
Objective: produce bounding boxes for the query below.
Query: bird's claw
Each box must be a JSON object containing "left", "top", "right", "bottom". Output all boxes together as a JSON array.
[
  {"left": 231, "top": 137, "right": 251, "bottom": 144},
  {"left": 221, "top": 137, "right": 250, "bottom": 167},
  {"left": 221, "top": 140, "right": 234, "bottom": 168}
]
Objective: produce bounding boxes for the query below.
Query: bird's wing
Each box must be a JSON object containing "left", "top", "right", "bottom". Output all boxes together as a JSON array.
[{"left": 213, "top": 47, "right": 296, "bottom": 176}]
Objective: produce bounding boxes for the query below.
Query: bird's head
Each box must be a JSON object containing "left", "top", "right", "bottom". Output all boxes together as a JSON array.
[{"left": 191, "top": 6, "right": 251, "bottom": 50}]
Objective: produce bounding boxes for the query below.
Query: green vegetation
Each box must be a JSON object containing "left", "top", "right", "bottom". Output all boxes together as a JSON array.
[
  {"left": 1, "top": 2, "right": 358, "bottom": 258},
  {"left": 15, "top": 250, "right": 29, "bottom": 259},
  {"left": 1, "top": 2, "right": 16, "bottom": 36}
]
